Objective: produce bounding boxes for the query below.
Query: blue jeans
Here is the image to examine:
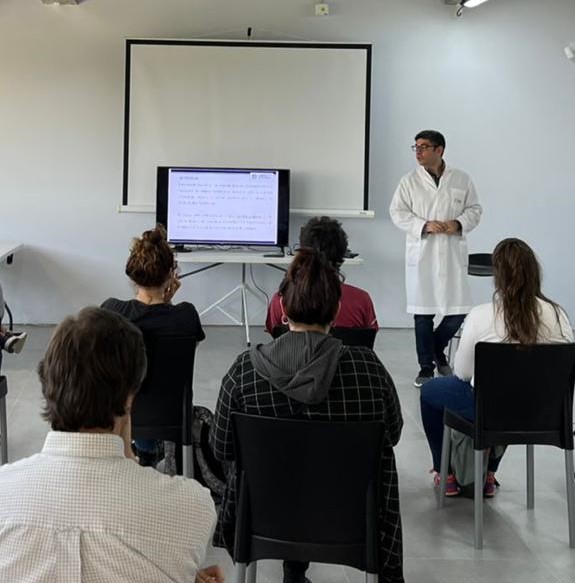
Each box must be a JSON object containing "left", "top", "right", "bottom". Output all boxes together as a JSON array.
[
  {"left": 420, "top": 376, "right": 501, "bottom": 473},
  {"left": 414, "top": 314, "right": 466, "bottom": 369},
  {"left": 134, "top": 439, "right": 161, "bottom": 453}
]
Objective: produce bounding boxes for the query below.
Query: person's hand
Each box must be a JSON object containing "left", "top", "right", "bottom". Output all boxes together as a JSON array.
[
  {"left": 0, "top": 325, "right": 6, "bottom": 336},
  {"left": 163, "top": 275, "right": 182, "bottom": 303},
  {"left": 424, "top": 221, "right": 446, "bottom": 234},
  {"left": 443, "top": 220, "right": 461, "bottom": 235},
  {"left": 196, "top": 565, "right": 225, "bottom": 583}
]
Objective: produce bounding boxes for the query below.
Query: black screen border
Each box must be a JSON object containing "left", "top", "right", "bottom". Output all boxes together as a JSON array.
[{"left": 156, "top": 166, "right": 290, "bottom": 248}]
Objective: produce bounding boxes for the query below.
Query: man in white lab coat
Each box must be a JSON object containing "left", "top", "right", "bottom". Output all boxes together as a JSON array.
[{"left": 390, "top": 130, "right": 482, "bottom": 387}]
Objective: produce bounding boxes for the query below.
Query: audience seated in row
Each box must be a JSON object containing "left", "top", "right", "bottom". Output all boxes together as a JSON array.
[
  {"left": 210, "top": 248, "right": 404, "bottom": 583},
  {"left": 420, "top": 238, "right": 573, "bottom": 497},
  {"left": 101, "top": 224, "right": 205, "bottom": 466},
  {"left": 265, "top": 216, "right": 378, "bottom": 333},
  {"left": 0, "top": 307, "right": 219, "bottom": 583}
]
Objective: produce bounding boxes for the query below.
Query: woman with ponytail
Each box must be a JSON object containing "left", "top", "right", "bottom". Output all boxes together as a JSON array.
[
  {"left": 420, "top": 238, "right": 573, "bottom": 497},
  {"left": 102, "top": 224, "right": 205, "bottom": 464},
  {"left": 210, "top": 248, "right": 404, "bottom": 583}
]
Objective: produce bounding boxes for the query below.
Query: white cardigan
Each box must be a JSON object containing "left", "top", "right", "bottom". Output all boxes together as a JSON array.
[{"left": 454, "top": 299, "right": 574, "bottom": 382}]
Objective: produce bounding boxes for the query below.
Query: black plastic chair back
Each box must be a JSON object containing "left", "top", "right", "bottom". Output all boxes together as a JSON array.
[
  {"left": 232, "top": 413, "right": 384, "bottom": 572},
  {"left": 271, "top": 325, "right": 288, "bottom": 339},
  {"left": 331, "top": 327, "right": 377, "bottom": 348},
  {"left": 131, "top": 334, "right": 197, "bottom": 445},
  {"left": 473, "top": 342, "right": 575, "bottom": 450},
  {"left": 468, "top": 253, "right": 493, "bottom": 277},
  {"left": 271, "top": 325, "right": 377, "bottom": 348}
]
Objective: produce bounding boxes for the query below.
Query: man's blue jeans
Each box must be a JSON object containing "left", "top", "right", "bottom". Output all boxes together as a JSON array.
[
  {"left": 420, "top": 375, "right": 502, "bottom": 473},
  {"left": 414, "top": 314, "right": 465, "bottom": 369}
]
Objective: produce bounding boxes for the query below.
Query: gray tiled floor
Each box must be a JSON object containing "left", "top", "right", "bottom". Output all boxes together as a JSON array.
[{"left": 3, "top": 326, "right": 575, "bottom": 582}]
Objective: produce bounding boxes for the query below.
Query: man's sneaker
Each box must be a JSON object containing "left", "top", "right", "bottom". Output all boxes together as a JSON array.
[
  {"left": 414, "top": 367, "right": 434, "bottom": 388},
  {"left": 4, "top": 332, "right": 27, "bottom": 354},
  {"left": 484, "top": 471, "right": 497, "bottom": 498},
  {"left": 433, "top": 472, "right": 461, "bottom": 497},
  {"left": 434, "top": 354, "right": 453, "bottom": 377}
]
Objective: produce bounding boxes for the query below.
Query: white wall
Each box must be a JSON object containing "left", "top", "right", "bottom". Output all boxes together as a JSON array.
[{"left": 1, "top": 0, "right": 574, "bottom": 327}]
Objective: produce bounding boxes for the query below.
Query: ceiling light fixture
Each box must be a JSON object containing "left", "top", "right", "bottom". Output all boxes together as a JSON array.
[
  {"left": 446, "top": 0, "right": 494, "bottom": 17},
  {"left": 41, "top": 0, "right": 80, "bottom": 5}
]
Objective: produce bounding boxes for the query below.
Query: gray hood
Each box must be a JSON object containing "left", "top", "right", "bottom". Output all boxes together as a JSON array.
[{"left": 250, "top": 331, "right": 344, "bottom": 405}]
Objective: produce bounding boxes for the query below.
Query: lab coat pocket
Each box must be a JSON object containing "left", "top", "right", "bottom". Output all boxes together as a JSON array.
[
  {"left": 451, "top": 188, "right": 466, "bottom": 216},
  {"left": 406, "top": 240, "right": 421, "bottom": 266}
]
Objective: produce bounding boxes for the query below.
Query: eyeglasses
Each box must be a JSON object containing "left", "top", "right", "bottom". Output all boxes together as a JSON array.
[{"left": 411, "top": 144, "right": 437, "bottom": 153}]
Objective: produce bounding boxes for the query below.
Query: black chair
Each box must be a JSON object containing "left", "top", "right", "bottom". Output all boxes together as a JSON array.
[
  {"left": 331, "top": 327, "right": 377, "bottom": 349},
  {"left": 447, "top": 253, "right": 494, "bottom": 363},
  {"left": 439, "top": 342, "right": 575, "bottom": 549},
  {"left": 468, "top": 253, "right": 493, "bottom": 277},
  {"left": 0, "top": 376, "right": 7, "bottom": 464},
  {"left": 270, "top": 325, "right": 289, "bottom": 339},
  {"left": 131, "top": 334, "right": 197, "bottom": 478},
  {"left": 231, "top": 413, "right": 384, "bottom": 583},
  {"left": 271, "top": 325, "right": 377, "bottom": 349}
]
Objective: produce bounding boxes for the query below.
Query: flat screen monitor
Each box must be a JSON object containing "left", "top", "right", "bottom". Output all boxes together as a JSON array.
[{"left": 156, "top": 166, "right": 290, "bottom": 247}]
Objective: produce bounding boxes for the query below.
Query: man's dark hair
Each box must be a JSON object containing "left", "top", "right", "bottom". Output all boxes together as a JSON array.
[
  {"left": 39, "top": 307, "right": 147, "bottom": 432},
  {"left": 415, "top": 130, "right": 446, "bottom": 150},
  {"left": 299, "top": 216, "right": 348, "bottom": 270},
  {"left": 279, "top": 248, "right": 342, "bottom": 326}
]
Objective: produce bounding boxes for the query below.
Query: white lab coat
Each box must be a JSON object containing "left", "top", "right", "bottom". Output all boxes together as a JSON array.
[{"left": 389, "top": 164, "right": 482, "bottom": 315}]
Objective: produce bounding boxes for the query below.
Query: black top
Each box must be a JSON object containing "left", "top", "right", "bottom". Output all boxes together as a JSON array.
[{"left": 101, "top": 298, "right": 205, "bottom": 341}]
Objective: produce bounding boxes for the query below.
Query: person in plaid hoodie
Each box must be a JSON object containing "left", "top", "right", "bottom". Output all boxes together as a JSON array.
[{"left": 210, "top": 248, "right": 404, "bottom": 583}]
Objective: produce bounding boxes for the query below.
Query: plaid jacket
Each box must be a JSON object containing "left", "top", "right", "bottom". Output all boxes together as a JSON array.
[{"left": 209, "top": 344, "right": 404, "bottom": 583}]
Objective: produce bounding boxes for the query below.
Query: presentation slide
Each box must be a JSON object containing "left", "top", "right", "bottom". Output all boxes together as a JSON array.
[{"left": 167, "top": 169, "right": 280, "bottom": 244}]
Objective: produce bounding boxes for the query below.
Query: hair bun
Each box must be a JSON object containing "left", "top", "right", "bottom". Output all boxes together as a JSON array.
[{"left": 141, "top": 224, "right": 167, "bottom": 245}]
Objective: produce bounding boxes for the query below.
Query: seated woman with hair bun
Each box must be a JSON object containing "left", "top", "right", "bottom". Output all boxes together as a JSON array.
[
  {"left": 210, "top": 248, "right": 404, "bottom": 583},
  {"left": 102, "top": 224, "right": 205, "bottom": 465}
]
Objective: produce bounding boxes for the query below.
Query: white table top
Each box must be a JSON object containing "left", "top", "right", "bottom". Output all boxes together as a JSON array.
[
  {"left": 0, "top": 242, "right": 22, "bottom": 264},
  {"left": 175, "top": 250, "right": 364, "bottom": 266}
]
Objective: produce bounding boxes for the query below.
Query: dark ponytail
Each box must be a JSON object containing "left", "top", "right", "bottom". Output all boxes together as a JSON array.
[{"left": 279, "top": 248, "right": 341, "bottom": 326}]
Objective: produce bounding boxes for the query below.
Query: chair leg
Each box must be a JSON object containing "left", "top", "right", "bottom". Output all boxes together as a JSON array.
[
  {"left": 0, "top": 395, "right": 7, "bottom": 465},
  {"left": 246, "top": 562, "right": 257, "bottom": 583},
  {"left": 564, "top": 449, "right": 575, "bottom": 549},
  {"left": 233, "top": 563, "right": 247, "bottom": 583},
  {"left": 474, "top": 449, "right": 484, "bottom": 550},
  {"left": 526, "top": 444, "right": 535, "bottom": 509},
  {"left": 438, "top": 424, "right": 451, "bottom": 508},
  {"left": 182, "top": 444, "right": 194, "bottom": 479}
]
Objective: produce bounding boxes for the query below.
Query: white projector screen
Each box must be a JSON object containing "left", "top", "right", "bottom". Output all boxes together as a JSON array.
[{"left": 122, "top": 40, "right": 372, "bottom": 215}]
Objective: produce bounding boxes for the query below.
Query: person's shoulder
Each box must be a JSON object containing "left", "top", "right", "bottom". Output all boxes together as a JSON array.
[
  {"left": 465, "top": 303, "right": 495, "bottom": 327},
  {"left": 339, "top": 344, "right": 381, "bottom": 365},
  {"left": 101, "top": 297, "right": 129, "bottom": 310},
  {"left": 171, "top": 301, "right": 200, "bottom": 313},
  {"left": 227, "top": 349, "right": 254, "bottom": 373},
  {"left": 342, "top": 283, "right": 372, "bottom": 300},
  {"left": 399, "top": 168, "right": 420, "bottom": 183},
  {"left": 130, "top": 464, "right": 216, "bottom": 526},
  {"left": 445, "top": 166, "right": 472, "bottom": 182}
]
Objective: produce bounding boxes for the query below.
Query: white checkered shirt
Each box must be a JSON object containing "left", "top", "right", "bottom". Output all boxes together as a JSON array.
[{"left": 0, "top": 431, "right": 216, "bottom": 582}]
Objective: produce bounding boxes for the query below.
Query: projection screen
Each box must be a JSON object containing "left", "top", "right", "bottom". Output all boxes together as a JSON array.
[{"left": 122, "top": 39, "right": 372, "bottom": 216}]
